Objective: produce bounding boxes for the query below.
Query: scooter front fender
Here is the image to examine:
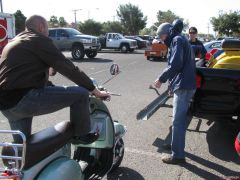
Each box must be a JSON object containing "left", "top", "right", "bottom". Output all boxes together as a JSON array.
[{"left": 114, "top": 121, "right": 127, "bottom": 138}]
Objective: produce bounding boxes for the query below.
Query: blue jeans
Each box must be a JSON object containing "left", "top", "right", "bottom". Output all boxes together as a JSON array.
[
  {"left": 1, "top": 86, "right": 91, "bottom": 142},
  {"left": 171, "top": 89, "right": 196, "bottom": 159}
]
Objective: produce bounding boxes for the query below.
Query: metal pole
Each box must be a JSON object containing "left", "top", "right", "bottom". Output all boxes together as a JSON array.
[
  {"left": 72, "top": 9, "right": 81, "bottom": 29},
  {"left": 74, "top": 11, "right": 77, "bottom": 26},
  {"left": 0, "top": 0, "right": 3, "bottom": 12}
]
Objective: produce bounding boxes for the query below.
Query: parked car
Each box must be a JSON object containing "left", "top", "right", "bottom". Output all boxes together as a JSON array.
[
  {"left": 48, "top": 28, "right": 100, "bottom": 60},
  {"left": 99, "top": 33, "right": 137, "bottom": 53},
  {"left": 191, "top": 39, "right": 240, "bottom": 128},
  {"left": 124, "top": 36, "right": 147, "bottom": 49},
  {"left": 207, "top": 39, "right": 240, "bottom": 70},
  {"left": 138, "top": 35, "right": 154, "bottom": 46},
  {"left": 144, "top": 43, "right": 168, "bottom": 61},
  {"left": 204, "top": 40, "right": 222, "bottom": 52}
]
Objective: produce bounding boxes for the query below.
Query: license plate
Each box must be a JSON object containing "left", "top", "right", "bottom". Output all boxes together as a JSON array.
[{"left": 150, "top": 52, "right": 156, "bottom": 55}]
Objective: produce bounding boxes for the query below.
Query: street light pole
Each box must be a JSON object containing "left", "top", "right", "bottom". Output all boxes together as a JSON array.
[
  {"left": 0, "top": 0, "right": 3, "bottom": 13},
  {"left": 72, "top": 9, "right": 82, "bottom": 28},
  {"left": 87, "top": 8, "right": 99, "bottom": 19}
]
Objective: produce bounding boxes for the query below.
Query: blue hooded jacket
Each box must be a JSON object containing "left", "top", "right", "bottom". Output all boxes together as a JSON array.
[{"left": 159, "top": 19, "right": 196, "bottom": 92}]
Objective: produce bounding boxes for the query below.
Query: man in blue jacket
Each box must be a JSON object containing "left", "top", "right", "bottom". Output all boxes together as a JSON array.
[{"left": 154, "top": 20, "right": 196, "bottom": 164}]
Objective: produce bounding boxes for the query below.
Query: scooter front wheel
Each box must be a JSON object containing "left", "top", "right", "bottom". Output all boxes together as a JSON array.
[{"left": 110, "top": 138, "right": 124, "bottom": 173}]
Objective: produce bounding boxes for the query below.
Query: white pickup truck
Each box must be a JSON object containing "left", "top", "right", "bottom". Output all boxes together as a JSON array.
[{"left": 99, "top": 33, "right": 137, "bottom": 52}]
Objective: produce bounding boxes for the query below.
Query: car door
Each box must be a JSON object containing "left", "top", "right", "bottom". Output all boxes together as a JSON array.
[
  {"left": 48, "top": 29, "right": 57, "bottom": 46},
  {"left": 106, "top": 34, "right": 119, "bottom": 48},
  {"left": 55, "top": 29, "right": 69, "bottom": 51},
  {"left": 193, "top": 67, "right": 240, "bottom": 117}
]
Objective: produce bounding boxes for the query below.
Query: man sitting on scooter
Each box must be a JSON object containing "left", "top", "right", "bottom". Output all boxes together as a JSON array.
[{"left": 0, "top": 15, "right": 110, "bottom": 144}]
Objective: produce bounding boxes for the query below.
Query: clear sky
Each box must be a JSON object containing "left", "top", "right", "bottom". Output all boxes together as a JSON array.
[{"left": 3, "top": 0, "right": 240, "bottom": 34}]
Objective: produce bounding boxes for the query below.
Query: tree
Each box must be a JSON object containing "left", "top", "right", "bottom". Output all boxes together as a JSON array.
[
  {"left": 156, "top": 10, "right": 179, "bottom": 26},
  {"left": 102, "top": 21, "right": 123, "bottom": 34},
  {"left": 59, "top": 17, "right": 67, "bottom": 27},
  {"left": 139, "top": 27, "right": 155, "bottom": 36},
  {"left": 117, "top": 3, "right": 147, "bottom": 35},
  {"left": 49, "top": 15, "right": 59, "bottom": 27},
  {"left": 78, "top": 19, "right": 103, "bottom": 36},
  {"left": 14, "top": 10, "right": 26, "bottom": 34},
  {"left": 211, "top": 11, "right": 240, "bottom": 36},
  {"left": 154, "top": 10, "right": 188, "bottom": 32}
]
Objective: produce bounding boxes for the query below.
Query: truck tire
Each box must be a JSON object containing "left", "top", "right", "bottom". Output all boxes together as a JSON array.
[
  {"left": 72, "top": 45, "right": 85, "bottom": 60},
  {"left": 129, "top": 48, "right": 134, "bottom": 53},
  {"left": 120, "top": 44, "right": 129, "bottom": 53},
  {"left": 85, "top": 50, "right": 98, "bottom": 58}
]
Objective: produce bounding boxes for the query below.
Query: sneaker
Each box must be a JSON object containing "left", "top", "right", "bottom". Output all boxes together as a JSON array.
[
  {"left": 161, "top": 154, "right": 186, "bottom": 164},
  {"left": 72, "top": 132, "right": 99, "bottom": 145}
]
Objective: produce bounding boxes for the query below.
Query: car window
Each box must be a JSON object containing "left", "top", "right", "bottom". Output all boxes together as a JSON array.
[
  {"left": 117, "top": 34, "right": 124, "bottom": 39},
  {"left": 48, "top": 30, "right": 56, "bottom": 38},
  {"left": 108, "top": 34, "right": 113, "bottom": 39},
  {"left": 211, "top": 42, "right": 221, "bottom": 48},
  {"left": 57, "top": 29, "right": 68, "bottom": 37},
  {"left": 65, "top": 28, "right": 82, "bottom": 36}
]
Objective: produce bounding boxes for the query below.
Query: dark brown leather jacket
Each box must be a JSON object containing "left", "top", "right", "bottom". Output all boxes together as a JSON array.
[{"left": 0, "top": 30, "right": 95, "bottom": 109}]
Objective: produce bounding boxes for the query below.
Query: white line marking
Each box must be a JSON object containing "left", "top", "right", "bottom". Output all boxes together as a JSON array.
[{"left": 125, "top": 147, "right": 163, "bottom": 158}]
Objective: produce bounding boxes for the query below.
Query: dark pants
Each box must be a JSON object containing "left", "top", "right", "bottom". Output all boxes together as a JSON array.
[{"left": 1, "top": 86, "right": 91, "bottom": 142}]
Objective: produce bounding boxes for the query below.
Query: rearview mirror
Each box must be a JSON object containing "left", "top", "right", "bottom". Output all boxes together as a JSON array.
[{"left": 110, "top": 64, "right": 120, "bottom": 75}]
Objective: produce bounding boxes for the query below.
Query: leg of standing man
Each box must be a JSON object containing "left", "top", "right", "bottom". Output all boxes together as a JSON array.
[{"left": 162, "top": 89, "right": 195, "bottom": 164}]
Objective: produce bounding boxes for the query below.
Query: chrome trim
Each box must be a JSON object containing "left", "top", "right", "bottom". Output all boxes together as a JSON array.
[{"left": 0, "top": 130, "right": 26, "bottom": 178}]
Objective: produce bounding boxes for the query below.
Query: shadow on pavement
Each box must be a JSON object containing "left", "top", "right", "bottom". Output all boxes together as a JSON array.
[
  {"left": 153, "top": 116, "right": 240, "bottom": 179},
  {"left": 70, "top": 58, "right": 113, "bottom": 63},
  {"left": 99, "top": 50, "right": 144, "bottom": 55},
  {"left": 107, "top": 167, "right": 145, "bottom": 180},
  {"left": 206, "top": 121, "right": 240, "bottom": 164},
  {"left": 182, "top": 152, "right": 240, "bottom": 179}
]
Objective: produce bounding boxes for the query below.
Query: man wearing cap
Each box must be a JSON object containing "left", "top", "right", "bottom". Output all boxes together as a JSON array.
[
  {"left": 188, "top": 27, "right": 207, "bottom": 59},
  {"left": 154, "top": 20, "right": 196, "bottom": 164}
]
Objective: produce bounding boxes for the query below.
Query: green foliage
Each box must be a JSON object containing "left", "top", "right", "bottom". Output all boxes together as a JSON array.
[
  {"left": 154, "top": 10, "right": 188, "bottom": 32},
  {"left": 211, "top": 11, "right": 240, "bottom": 36},
  {"left": 59, "top": 17, "right": 67, "bottom": 27},
  {"left": 49, "top": 15, "right": 59, "bottom": 27},
  {"left": 102, "top": 21, "right": 123, "bottom": 34},
  {"left": 117, "top": 3, "right": 147, "bottom": 35},
  {"left": 78, "top": 19, "right": 103, "bottom": 36},
  {"left": 139, "top": 27, "right": 155, "bottom": 36},
  {"left": 14, "top": 10, "right": 26, "bottom": 34},
  {"left": 156, "top": 10, "right": 179, "bottom": 25}
]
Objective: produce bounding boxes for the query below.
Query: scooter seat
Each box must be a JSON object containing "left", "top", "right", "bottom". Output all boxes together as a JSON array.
[{"left": 24, "top": 121, "right": 74, "bottom": 169}]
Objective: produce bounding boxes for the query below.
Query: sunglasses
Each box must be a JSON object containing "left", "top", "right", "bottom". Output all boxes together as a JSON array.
[{"left": 189, "top": 32, "right": 197, "bottom": 34}]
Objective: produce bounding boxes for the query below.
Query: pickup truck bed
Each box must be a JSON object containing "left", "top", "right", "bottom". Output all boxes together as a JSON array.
[{"left": 191, "top": 67, "right": 240, "bottom": 121}]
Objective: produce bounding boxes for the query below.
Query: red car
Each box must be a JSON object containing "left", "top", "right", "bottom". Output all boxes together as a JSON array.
[{"left": 235, "top": 132, "right": 240, "bottom": 156}]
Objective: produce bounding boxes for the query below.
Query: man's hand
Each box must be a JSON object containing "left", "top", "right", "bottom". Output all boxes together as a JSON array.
[
  {"left": 154, "top": 79, "right": 162, "bottom": 89},
  {"left": 91, "top": 88, "right": 111, "bottom": 101},
  {"left": 49, "top": 67, "right": 57, "bottom": 76}
]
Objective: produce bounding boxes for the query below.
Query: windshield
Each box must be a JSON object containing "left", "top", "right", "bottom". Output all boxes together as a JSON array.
[
  {"left": 66, "top": 28, "right": 82, "bottom": 36},
  {"left": 117, "top": 34, "right": 124, "bottom": 39}
]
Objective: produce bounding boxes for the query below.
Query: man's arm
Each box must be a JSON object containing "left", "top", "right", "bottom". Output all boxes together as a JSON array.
[
  {"left": 200, "top": 42, "right": 207, "bottom": 59},
  {"left": 159, "top": 37, "right": 184, "bottom": 83},
  {"left": 37, "top": 37, "right": 95, "bottom": 91}
]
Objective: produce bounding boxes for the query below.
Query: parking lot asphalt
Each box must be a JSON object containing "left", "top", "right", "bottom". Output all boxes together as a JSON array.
[{"left": 0, "top": 50, "right": 239, "bottom": 180}]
